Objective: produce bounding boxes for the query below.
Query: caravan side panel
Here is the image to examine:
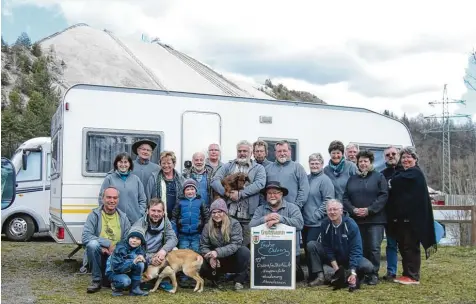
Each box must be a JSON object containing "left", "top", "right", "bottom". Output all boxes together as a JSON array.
[{"left": 58, "top": 85, "right": 413, "bottom": 244}]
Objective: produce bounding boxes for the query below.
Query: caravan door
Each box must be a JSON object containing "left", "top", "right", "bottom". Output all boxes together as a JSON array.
[{"left": 181, "top": 111, "right": 221, "bottom": 170}]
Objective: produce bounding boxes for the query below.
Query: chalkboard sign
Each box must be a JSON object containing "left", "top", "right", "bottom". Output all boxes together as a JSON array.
[{"left": 250, "top": 223, "right": 296, "bottom": 290}]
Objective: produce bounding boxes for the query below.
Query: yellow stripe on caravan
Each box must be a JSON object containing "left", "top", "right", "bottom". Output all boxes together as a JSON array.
[
  {"left": 62, "top": 204, "right": 98, "bottom": 207},
  {"left": 62, "top": 209, "right": 94, "bottom": 214}
]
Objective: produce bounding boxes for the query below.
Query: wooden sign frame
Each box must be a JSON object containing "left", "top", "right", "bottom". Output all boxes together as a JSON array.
[{"left": 250, "top": 223, "right": 296, "bottom": 290}]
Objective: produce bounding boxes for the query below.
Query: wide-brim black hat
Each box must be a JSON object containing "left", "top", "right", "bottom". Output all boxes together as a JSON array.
[
  {"left": 132, "top": 139, "right": 157, "bottom": 155},
  {"left": 260, "top": 181, "right": 289, "bottom": 196}
]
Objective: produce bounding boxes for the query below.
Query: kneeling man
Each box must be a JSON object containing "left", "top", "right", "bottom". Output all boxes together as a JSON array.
[
  {"left": 307, "top": 199, "right": 373, "bottom": 287},
  {"left": 250, "top": 181, "right": 304, "bottom": 281}
]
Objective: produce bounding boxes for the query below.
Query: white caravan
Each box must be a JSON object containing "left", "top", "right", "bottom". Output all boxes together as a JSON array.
[
  {"left": 49, "top": 84, "right": 414, "bottom": 257},
  {"left": 1, "top": 137, "right": 51, "bottom": 241}
]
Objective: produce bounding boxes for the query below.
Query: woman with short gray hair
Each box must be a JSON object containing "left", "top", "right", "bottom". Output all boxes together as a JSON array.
[{"left": 303, "top": 153, "right": 334, "bottom": 283}]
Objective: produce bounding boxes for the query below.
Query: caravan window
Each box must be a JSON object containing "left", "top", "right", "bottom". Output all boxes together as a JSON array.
[
  {"left": 84, "top": 130, "right": 162, "bottom": 175},
  {"left": 355, "top": 145, "right": 387, "bottom": 173},
  {"left": 51, "top": 133, "right": 60, "bottom": 176},
  {"left": 17, "top": 151, "right": 42, "bottom": 182},
  {"left": 259, "top": 138, "right": 298, "bottom": 162}
]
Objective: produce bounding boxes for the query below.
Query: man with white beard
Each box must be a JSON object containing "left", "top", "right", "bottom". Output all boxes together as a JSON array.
[
  {"left": 183, "top": 152, "right": 213, "bottom": 206},
  {"left": 211, "top": 140, "right": 266, "bottom": 246},
  {"left": 265, "top": 140, "right": 309, "bottom": 281}
]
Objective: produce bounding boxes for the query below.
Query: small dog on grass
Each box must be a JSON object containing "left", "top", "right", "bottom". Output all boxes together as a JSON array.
[
  {"left": 329, "top": 266, "right": 360, "bottom": 292},
  {"left": 141, "top": 249, "right": 204, "bottom": 294}
]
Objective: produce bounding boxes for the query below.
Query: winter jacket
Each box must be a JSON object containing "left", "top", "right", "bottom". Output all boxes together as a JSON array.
[
  {"left": 265, "top": 160, "right": 310, "bottom": 209},
  {"left": 131, "top": 159, "right": 160, "bottom": 189},
  {"left": 380, "top": 164, "right": 403, "bottom": 181},
  {"left": 211, "top": 160, "right": 266, "bottom": 217},
  {"left": 105, "top": 240, "right": 146, "bottom": 276},
  {"left": 321, "top": 216, "right": 363, "bottom": 271},
  {"left": 146, "top": 169, "right": 184, "bottom": 216},
  {"left": 200, "top": 217, "right": 243, "bottom": 258},
  {"left": 132, "top": 216, "right": 178, "bottom": 262},
  {"left": 98, "top": 171, "right": 147, "bottom": 224},
  {"left": 82, "top": 207, "right": 131, "bottom": 248},
  {"left": 172, "top": 196, "right": 209, "bottom": 235},
  {"left": 323, "top": 160, "right": 358, "bottom": 202},
  {"left": 302, "top": 172, "right": 335, "bottom": 227},
  {"left": 342, "top": 170, "right": 389, "bottom": 225},
  {"left": 249, "top": 199, "right": 304, "bottom": 231}
]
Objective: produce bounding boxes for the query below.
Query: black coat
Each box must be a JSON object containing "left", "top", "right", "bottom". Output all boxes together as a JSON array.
[
  {"left": 387, "top": 166, "right": 437, "bottom": 258},
  {"left": 342, "top": 170, "right": 389, "bottom": 225}
]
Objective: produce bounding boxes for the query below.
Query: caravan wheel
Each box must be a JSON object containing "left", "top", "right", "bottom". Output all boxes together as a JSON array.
[{"left": 5, "top": 215, "right": 35, "bottom": 242}]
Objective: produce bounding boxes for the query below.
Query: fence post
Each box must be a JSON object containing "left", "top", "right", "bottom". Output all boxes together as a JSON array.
[{"left": 471, "top": 205, "right": 476, "bottom": 247}]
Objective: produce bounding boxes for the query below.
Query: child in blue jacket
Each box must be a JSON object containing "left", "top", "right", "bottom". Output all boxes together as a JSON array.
[
  {"left": 105, "top": 226, "right": 148, "bottom": 296},
  {"left": 171, "top": 179, "right": 209, "bottom": 253}
]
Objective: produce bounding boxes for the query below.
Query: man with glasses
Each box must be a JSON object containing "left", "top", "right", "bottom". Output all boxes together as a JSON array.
[
  {"left": 250, "top": 181, "right": 304, "bottom": 281},
  {"left": 82, "top": 187, "right": 131, "bottom": 293},
  {"left": 131, "top": 139, "right": 160, "bottom": 188},
  {"left": 345, "top": 143, "right": 359, "bottom": 164},
  {"left": 307, "top": 199, "right": 372, "bottom": 287},
  {"left": 206, "top": 143, "right": 224, "bottom": 173},
  {"left": 380, "top": 146, "right": 401, "bottom": 281},
  {"left": 211, "top": 140, "right": 266, "bottom": 246}
]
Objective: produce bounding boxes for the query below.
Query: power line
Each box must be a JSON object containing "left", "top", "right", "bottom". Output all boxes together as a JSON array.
[{"left": 424, "top": 84, "right": 473, "bottom": 194}]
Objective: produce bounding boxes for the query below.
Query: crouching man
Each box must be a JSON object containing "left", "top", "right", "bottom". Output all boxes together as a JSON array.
[
  {"left": 82, "top": 187, "right": 131, "bottom": 293},
  {"left": 307, "top": 199, "right": 373, "bottom": 287},
  {"left": 132, "top": 198, "right": 178, "bottom": 291}
]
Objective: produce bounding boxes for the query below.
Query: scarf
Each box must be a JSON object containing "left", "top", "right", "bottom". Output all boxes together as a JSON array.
[
  {"left": 328, "top": 158, "right": 346, "bottom": 176},
  {"left": 117, "top": 170, "right": 130, "bottom": 181},
  {"left": 357, "top": 165, "right": 374, "bottom": 177}
]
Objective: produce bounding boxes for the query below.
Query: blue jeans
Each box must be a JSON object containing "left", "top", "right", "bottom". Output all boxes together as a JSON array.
[
  {"left": 386, "top": 228, "right": 398, "bottom": 276},
  {"left": 85, "top": 240, "right": 104, "bottom": 282},
  {"left": 178, "top": 233, "right": 200, "bottom": 253},
  {"left": 108, "top": 262, "right": 145, "bottom": 289}
]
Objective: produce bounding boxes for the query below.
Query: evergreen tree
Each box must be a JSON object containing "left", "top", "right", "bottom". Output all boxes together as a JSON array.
[{"left": 15, "top": 32, "right": 32, "bottom": 48}]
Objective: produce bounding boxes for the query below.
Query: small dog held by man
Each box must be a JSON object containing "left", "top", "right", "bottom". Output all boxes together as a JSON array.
[{"left": 220, "top": 172, "right": 249, "bottom": 199}]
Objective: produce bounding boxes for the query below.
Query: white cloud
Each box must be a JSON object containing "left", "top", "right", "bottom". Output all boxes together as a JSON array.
[{"left": 9, "top": 0, "right": 476, "bottom": 118}]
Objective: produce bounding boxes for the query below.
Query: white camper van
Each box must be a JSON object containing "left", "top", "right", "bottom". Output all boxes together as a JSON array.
[
  {"left": 1, "top": 137, "right": 51, "bottom": 241},
  {"left": 49, "top": 84, "right": 414, "bottom": 257}
]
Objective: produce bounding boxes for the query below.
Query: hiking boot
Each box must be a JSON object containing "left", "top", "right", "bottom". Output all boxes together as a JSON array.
[
  {"left": 159, "top": 281, "right": 174, "bottom": 292},
  {"left": 234, "top": 282, "right": 244, "bottom": 291},
  {"left": 394, "top": 276, "right": 420, "bottom": 285},
  {"left": 86, "top": 281, "right": 101, "bottom": 293},
  {"left": 308, "top": 272, "right": 325, "bottom": 287},
  {"left": 382, "top": 272, "right": 396, "bottom": 282},
  {"left": 111, "top": 284, "right": 123, "bottom": 296},
  {"left": 367, "top": 275, "right": 379, "bottom": 285},
  {"left": 130, "top": 280, "right": 149, "bottom": 296}
]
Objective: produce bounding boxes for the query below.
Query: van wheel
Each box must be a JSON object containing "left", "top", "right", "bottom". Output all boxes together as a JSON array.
[{"left": 5, "top": 215, "right": 35, "bottom": 241}]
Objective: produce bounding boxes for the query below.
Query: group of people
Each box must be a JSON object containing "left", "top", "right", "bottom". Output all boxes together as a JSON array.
[{"left": 81, "top": 138, "right": 437, "bottom": 296}]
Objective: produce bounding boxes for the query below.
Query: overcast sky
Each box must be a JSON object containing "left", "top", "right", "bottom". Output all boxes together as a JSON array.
[{"left": 2, "top": 0, "right": 476, "bottom": 120}]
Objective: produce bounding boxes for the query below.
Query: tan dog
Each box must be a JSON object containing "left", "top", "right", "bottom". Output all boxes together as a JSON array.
[{"left": 142, "top": 249, "right": 204, "bottom": 294}]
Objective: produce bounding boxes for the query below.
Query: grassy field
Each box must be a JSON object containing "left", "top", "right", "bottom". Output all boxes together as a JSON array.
[{"left": 1, "top": 237, "right": 476, "bottom": 304}]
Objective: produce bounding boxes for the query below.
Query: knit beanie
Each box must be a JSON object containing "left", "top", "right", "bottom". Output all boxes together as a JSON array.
[
  {"left": 183, "top": 178, "right": 198, "bottom": 194},
  {"left": 127, "top": 225, "right": 146, "bottom": 245},
  {"left": 210, "top": 198, "right": 228, "bottom": 215}
]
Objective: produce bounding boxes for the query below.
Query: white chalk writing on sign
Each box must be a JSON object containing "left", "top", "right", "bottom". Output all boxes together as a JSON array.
[{"left": 257, "top": 241, "right": 291, "bottom": 257}]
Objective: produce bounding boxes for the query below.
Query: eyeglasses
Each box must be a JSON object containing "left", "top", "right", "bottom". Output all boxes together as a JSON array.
[
  {"left": 327, "top": 208, "right": 342, "bottom": 212},
  {"left": 385, "top": 152, "right": 397, "bottom": 157},
  {"left": 237, "top": 150, "right": 249, "bottom": 153},
  {"left": 139, "top": 148, "right": 152, "bottom": 152},
  {"left": 267, "top": 191, "right": 282, "bottom": 196}
]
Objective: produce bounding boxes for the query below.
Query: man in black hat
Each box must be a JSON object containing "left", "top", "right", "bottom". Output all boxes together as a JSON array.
[
  {"left": 249, "top": 181, "right": 304, "bottom": 281},
  {"left": 131, "top": 139, "right": 160, "bottom": 189}
]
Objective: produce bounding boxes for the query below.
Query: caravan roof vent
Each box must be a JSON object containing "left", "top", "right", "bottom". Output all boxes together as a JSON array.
[{"left": 259, "top": 116, "right": 273, "bottom": 124}]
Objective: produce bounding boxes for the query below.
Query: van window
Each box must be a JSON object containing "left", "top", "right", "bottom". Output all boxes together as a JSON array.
[
  {"left": 357, "top": 145, "right": 386, "bottom": 173},
  {"left": 46, "top": 153, "right": 51, "bottom": 180},
  {"left": 85, "top": 131, "right": 162, "bottom": 174},
  {"left": 51, "top": 133, "right": 60, "bottom": 175},
  {"left": 259, "top": 139, "right": 298, "bottom": 162},
  {"left": 17, "top": 151, "right": 42, "bottom": 182}
]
